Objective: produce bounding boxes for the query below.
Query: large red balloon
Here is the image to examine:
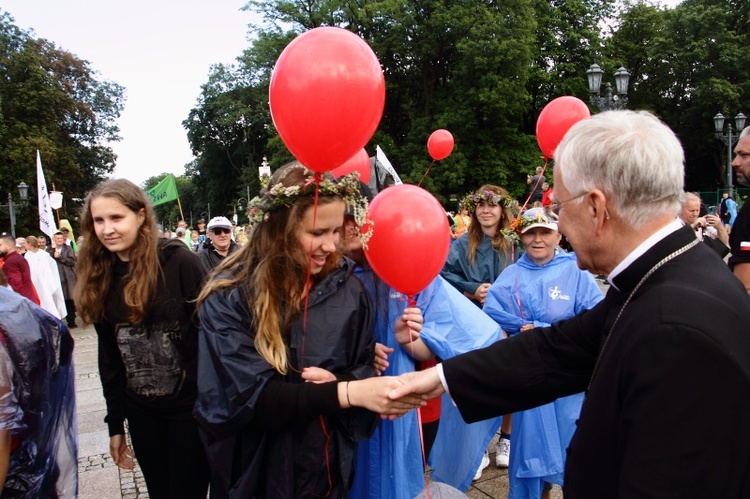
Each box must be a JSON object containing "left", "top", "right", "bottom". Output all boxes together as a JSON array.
[
  {"left": 363, "top": 185, "right": 450, "bottom": 297},
  {"left": 427, "top": 129, "right": 454, "bottom": 160},
  {"left": 331, "top": 148, "right": 371, "bottom": 184},
  {"left": 536, "top": 96, "right": 591, "bottom": 159},
  {"left": 269, "top": 27, "right": 385, "bottom": 173}
]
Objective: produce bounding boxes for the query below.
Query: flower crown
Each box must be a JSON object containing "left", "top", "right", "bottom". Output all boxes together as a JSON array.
[
  {"left": 508, "top": 207, "right": 558, "bottom": 236},
  {"left": 247, "top": 168, "right": 372, "bottom": 246},
  {"left": 460, "top": 190, "right": 516, "bottom": 213}
]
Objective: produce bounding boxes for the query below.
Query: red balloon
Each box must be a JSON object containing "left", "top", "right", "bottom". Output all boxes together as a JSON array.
[
  {"left": 363, "top": 185, "right": 450, "bottom": 297},
  {"left": 536, "top": 96, "right": 591, "bottom": 159},
  {"left": 331, "top": 148, "right": 371, "bottom": 184},
  {"left": 269, "top": 27, "right": 385, "bottom": 173},
  {"left": 427, "top": 129, "right": 454, "bottom": 160}
]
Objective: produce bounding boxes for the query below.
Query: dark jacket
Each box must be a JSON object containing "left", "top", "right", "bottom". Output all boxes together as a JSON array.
[
  {"left": 47, "top": 244, "right": 76, "bottom": 299},
  {"left": 194, "top": 258, "right": 377, "bottom": 498},
  {"left": 95, "top": 238, "right": 207, "bottom": 436},
  {"left": 442, "top": 226, "right": 750, "bottom": 498},
  {"left": 197, "top": 239, "right": 240, "bottom": 272}
]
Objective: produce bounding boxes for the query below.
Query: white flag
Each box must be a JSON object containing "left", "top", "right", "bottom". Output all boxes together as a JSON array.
[
  {"left": 375, "top": 145, "right": 403, "bottom": 185},
  {"left": 37, "top": 150, "right": 57, "bottom": 237}
]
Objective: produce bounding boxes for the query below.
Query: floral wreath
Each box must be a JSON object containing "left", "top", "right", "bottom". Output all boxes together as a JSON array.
[
  {"left": 460, "top": 190, "right": 516, "bottom": 214},
  {"left": 247, "top": 168, "right": 372, "bottom": 247},
  {"left": 507, "top": 207, "right": 557, "bottom": 237}
]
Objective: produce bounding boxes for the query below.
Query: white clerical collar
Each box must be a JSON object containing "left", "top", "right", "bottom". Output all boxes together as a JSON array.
[{"left": 607, "top": 218, "right": 683, "bottom": 291}]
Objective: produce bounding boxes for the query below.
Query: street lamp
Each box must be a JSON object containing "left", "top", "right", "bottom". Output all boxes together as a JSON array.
[
  {"left": 1, "top": 182, "right": 30, "bottom": 238},
  {"left": 713, "top": 112, "right": 747, "bottom": 198},
  {"left": 234, "top": 197, "right": 249, "bottom": 225},
  {"left": 586, "top": 64, "right": 630, "bottom": 111}
]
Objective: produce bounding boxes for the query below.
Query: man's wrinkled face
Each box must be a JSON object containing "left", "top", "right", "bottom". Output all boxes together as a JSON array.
[
  {"left": 208, "top": 227, "right": 231, "bottom": 251},
  {"left": 679, "top": 198, "right": 700, "bottom": 225},
  {"left": 53, "top": 234, "right": 65, "bottom": 247}
]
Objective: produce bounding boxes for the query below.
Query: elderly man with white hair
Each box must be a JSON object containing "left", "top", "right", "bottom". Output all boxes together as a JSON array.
[
  {"left": 679, "top": 191, "right": 729, "bottom": 257},
  {"left": 390, "top": 110, "right": 750, "bottom": 498}
]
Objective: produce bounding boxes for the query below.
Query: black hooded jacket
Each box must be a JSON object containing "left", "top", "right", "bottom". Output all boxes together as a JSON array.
[
  {"left": 194, "top": 257, "right": 377, "bottom": 498},
  {"left": 96, "top": 238, "right": 206, "bottom": 435},
  {"left": 197, "top": 239, "right": 240, "bottom": 272}
]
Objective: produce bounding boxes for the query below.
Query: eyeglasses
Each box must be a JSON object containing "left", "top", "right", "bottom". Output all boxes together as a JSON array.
[
  {"left": 211, "top": 228, "right": 232, "bottom": 235},
  {"left": 548, "top": 192, "right": 588, "bottom": 216}
]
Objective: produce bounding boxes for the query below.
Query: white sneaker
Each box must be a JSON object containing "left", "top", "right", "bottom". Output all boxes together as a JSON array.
[
  {"left": 473, "top": 452, "right": 491, "bottom": 481},
  {"left": 495, "top": 437, "right": 510, "bottom": 468}
]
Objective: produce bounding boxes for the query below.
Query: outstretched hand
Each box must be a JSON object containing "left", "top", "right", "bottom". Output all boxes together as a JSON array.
[
  {"left": 388, "top": 367, "right": 445, "bottom": 403},
  {"left": 345, "top": 377, "right": 426, "bottom": 419}
]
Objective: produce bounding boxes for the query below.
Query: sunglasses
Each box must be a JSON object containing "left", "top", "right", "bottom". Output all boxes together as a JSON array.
[{"left": 211, "top": 228, "right": 232, "bottom": 235}]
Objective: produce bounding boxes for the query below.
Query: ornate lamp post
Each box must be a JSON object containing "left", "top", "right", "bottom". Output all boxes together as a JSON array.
[
  {"left": 586, "top": 64, "right": 630, "bottom": 111},
  {"left": 713, "top": 112, "right": 747, "bottom": 198},
  {"left": 234, "top": 197, "right": 249, "bottom": 225},
  {"left": 1, "top": 182, "right": 30, "bottom": 238}
]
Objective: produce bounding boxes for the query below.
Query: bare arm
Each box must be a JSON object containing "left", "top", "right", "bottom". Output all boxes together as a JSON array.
[
  {"left": 734, "top": 262, "right": 750, "bottom": 294},
  {"left": 395, "top": 308, "right": 434, "bottom": 361}
]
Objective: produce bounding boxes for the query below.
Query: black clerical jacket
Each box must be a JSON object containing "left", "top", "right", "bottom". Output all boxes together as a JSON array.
[{"left": 443, "top": 226, "right": 750, "bottom": 498}]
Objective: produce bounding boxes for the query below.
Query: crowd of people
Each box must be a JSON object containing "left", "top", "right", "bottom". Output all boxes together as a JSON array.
[{"left": 1, "top": 111, "right": 749, "bottom": 499}]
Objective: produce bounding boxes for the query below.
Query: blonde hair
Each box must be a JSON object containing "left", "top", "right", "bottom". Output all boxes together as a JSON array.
[
  {"left": 466, "top": 184, "right": 514, "bottom": 264},
  {"left": 25, "top": 235, "right": 38, "bottom": 250},
  {"left": 198, "top": 163, "right": 344, "bottom": 374},
  {"left": 75, "top": 179, "right": 162, "bottom": 324}
]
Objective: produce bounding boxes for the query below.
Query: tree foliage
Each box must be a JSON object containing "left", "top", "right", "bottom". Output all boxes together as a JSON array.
[
  {"left": 0, "top": 10, "right": 124, "bottom": 235},
  {"left": 177, "top": 0, "right": 750, "bottom": 220},
  {"left": 607, "top": 0, "right": 750, "bottom": 191}
]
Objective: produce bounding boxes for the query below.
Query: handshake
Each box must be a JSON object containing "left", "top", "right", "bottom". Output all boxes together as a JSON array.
[{"left": 345, "top": 367, "right": 446, "bottom": 418}]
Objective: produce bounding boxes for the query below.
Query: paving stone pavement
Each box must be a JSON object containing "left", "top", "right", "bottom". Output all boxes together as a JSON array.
[{"left": 73, "top": 324, "right": 149, "bottom": 499}]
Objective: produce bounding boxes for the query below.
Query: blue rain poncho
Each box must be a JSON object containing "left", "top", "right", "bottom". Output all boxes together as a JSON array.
[
  {"left": 441, "top": 234, "right": 521, "bottom": 307},
  {"left": 351, "top": 269, "right": 505, "bottom": 498},
  {"left": 0, "top": 286, "right": 77, "bottom": 498},
  {"left": 483, "top": 250, "right": 602, "bottom": 499}
]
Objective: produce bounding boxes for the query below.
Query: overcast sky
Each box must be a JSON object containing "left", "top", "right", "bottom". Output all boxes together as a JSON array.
[
  {"left": 2, "top": 0, "right": 256, "bottom": 186},
  {"left": 3, "top": 0, "right": 683, "bottom": 187}
]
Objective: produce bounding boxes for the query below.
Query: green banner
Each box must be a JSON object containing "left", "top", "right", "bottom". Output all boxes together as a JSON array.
[{"left": 146, "top": 174, "right": 179, "bottom": 207}]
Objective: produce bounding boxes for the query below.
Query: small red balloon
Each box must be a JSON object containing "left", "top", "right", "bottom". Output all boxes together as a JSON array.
[
  {"left": 331, "top": 148, "right": 371, "bottom": 184},
  {"left": 363, "top": 185, "right": 450, "bottom": 297},
  {"left": 427, "top": 129, "right": 455, "bottom": 161},
  {"left": 536, "top": 97, "right": 591, "bottom": 159},
  {"left": 269, "top": 27, "right": 385, "bottom": 173}
]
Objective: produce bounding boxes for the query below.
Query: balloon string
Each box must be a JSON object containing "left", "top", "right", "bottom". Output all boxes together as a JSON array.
[
  {"left": 518, "top": 157, "right": 549, "bottom": 213},
  {"left": 302, "top": 173, "right": 322, "bottom": 357},
  {"left": 417, "top": 160, "right": 436, "bottom": 188},
  {"left": 312, "top": 415, "right": 333, "bottom": 498},
  {"left": 405, "top": 294, "right": 430, "bottom": 499}
]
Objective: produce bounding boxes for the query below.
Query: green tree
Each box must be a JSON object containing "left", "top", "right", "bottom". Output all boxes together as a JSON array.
[
  {"left": 0, "top": 10, "right": 124, "bottom": 235},
  {"left": 606, "top": 0, "right": 750, "bottom": 191}
]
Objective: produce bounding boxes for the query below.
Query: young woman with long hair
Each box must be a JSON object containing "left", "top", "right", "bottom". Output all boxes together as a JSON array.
[
  {"left": 194, "top": 163, "right": 420, "bottom": 498},
  {"left": 440, "top": 184, "right": 521, "bottom": 478},
  {"left": 75, "top": 178, "right": 209, "bottom": 498}
]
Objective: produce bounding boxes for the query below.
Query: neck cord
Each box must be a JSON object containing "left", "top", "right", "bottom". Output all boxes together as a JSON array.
[{"left": 587, "top": 238, "right": 699, "bottom": 391}]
